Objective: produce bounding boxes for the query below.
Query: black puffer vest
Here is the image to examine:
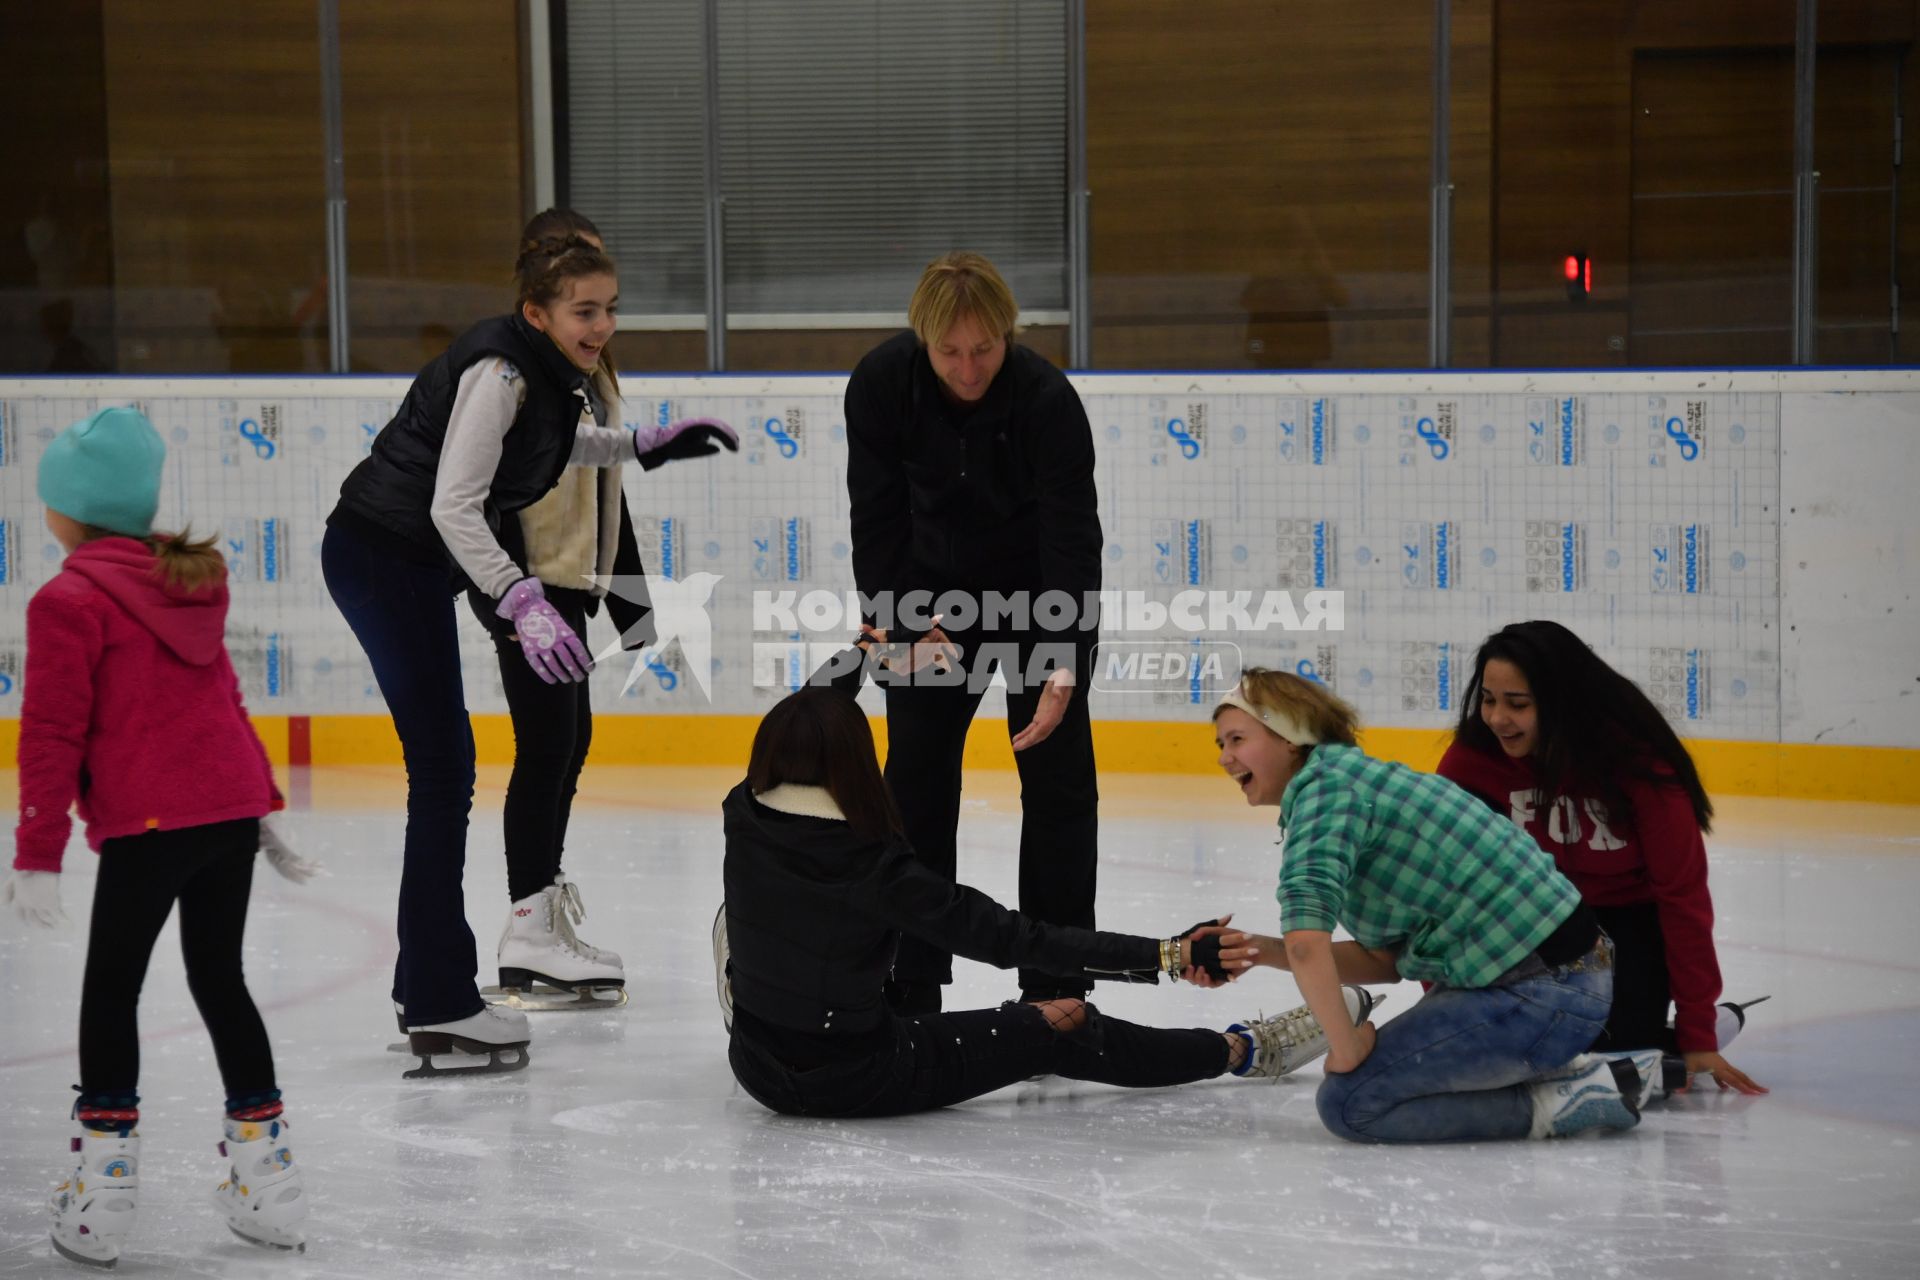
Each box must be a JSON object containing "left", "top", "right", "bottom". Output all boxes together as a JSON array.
[{"left": 330, "top": 313, "right": 590, "bottom": 589}]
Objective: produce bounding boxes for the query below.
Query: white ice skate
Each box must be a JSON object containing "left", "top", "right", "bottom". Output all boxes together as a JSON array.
[
  {"left": 1231, "top": 985, "right": 1385, "bottom": 1080},
  {"left": 483, "top": 876, "right": 627, "bottom": 1012},
  {"left": 213, "top": 1115, "right": 307, "bottom": 1252},
  {"left": 401, "top": 1005, "right": 532, "bottom": 1079},
  {"left": 1528, "top": 1054, "right": 1643, "bottom": 1138},
  {"left": 49, "top": 1128, "right": 139, "bottom": 1269}
]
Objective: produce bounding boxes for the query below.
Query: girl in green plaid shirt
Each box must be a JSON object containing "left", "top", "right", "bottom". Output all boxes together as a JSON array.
[{"left": 1200, "top": 668, "right": 1663, "bottom": 1142}]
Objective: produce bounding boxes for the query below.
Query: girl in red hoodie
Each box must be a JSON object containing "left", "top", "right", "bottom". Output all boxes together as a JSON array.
[
  {"left": 5, "top": 407, "right": 316, "bottom": 1266},
  {"left": 1437, "top": 620, "right": 1766, "bottom": 1097}
]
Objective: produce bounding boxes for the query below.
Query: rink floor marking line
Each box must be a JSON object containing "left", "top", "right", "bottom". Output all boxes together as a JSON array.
[{"left": 0, "top": 891, "right": 391, "bottom": 1072}]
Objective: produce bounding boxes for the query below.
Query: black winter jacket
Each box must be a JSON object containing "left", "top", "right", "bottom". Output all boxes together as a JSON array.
[
  {"left": 722, "top": 781, "right": 1160, "bottom": 1053},
  {"left": 844, "top": 331, "right": 1103, "bottom": 633},
  {"left": 329, "top": 312, "right": 592, "bottom": 591}
]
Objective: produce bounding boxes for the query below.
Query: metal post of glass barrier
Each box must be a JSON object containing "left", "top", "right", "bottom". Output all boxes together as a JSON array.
[
  {"left": 1428, "top": 0, "right": 1452, "bottom": 370},
  {"left": 319, "top": 0, "right": 350, "bottom": 373}
]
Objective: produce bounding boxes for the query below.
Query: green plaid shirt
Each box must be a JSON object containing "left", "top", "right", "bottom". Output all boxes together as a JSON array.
[{"left": 1276, "top": 744, "right": 1583, "bottom": 989}]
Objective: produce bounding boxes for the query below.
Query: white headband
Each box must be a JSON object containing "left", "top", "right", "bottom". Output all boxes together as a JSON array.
[{"left": 1215, "top": 683, "right": 1321, "bottom": 746}]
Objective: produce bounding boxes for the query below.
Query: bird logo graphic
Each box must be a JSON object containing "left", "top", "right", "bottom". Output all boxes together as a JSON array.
[{"left": 589, "top": 571, "right": 723, "bottom": 700}]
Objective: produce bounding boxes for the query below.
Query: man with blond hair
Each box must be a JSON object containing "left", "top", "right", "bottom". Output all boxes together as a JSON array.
[{"left": 844, "top": 251, "right": 1104, "bottom": 1013}]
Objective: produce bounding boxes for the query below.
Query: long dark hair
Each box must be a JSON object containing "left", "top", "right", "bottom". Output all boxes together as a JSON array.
[
  {"left": 1454, "top": 620, "right": 1714, "bottom": 835},
  {"left": 746, "top": 688, "right": 902, "bottom": 843}
]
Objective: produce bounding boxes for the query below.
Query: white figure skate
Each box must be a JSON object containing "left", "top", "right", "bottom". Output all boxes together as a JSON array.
[
  {"left": 484, "top": 876, "right": 627, "bottom": 1012},
  {"left": 399, "top": 1005, "right": 532, "bottom": 1079},
  {"left": 1231, "top": 985, "right": 1386, "bottom": 1079}
]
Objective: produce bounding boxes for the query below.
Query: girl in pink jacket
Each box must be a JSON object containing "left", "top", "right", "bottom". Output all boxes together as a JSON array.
[{"left": 6, "top": 408, "right": 314, "bottom": 1266}]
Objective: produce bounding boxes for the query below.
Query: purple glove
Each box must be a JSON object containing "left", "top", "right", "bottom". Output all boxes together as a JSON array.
[
  {"left": 631, "top": 416, "right": 740, "bottom": 471},
  {"left": 495, "top": 578, "right": 593, "bottom": 684}
]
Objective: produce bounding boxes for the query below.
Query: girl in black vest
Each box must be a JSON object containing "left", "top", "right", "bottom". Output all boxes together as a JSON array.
[
  {"left": 718, "top": 688, "right": 1381, "bottom": 1116},
  {"left": 324, "top": 235, "right": 735, "bottom": 1074},
  {"left": 467, "top": 209, "right": 680, "bottom": 1012}
]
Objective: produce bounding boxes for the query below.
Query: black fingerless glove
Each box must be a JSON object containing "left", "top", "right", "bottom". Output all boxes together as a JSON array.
[{"left": 1188, "top": 934, "right": 1231, "bottom": 982}]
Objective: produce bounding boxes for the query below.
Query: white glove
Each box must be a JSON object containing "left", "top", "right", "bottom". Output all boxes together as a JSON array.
[
  {"left": 260, "top": 821, "right": 323, "bottom": 884},
  {"left": 3, "top": 870, "right": 68, "bottom": 928}
]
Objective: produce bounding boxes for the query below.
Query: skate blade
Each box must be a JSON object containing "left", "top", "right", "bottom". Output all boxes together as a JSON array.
[
  {"left": 481, "top": 985, "right": 628, "bottom": 1012},
  {"left": 51, "top": 1232, "right": 117, "bottom": 1269},
  {"left": 401, "top": 1045, "right": 530, "bottom": 1079},
  {"left": 228, "top": 1223, "right": 306, "bottom": 1253}
]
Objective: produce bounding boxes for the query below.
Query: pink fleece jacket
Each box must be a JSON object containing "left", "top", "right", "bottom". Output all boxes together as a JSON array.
[{"left": 13, "top": 537, "right": 282, "bottom": 872}]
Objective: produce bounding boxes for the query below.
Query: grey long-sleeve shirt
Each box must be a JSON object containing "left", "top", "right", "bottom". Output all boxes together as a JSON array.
[{"left": 428, "top": 356, "right": 632, "bottom": 600}]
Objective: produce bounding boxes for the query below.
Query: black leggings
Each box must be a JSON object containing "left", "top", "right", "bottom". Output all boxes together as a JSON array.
[
  {"left": 470, "top": 586, "right": 594, "bottom": 903},
  {"left": 1589, "top": 901, "right": 1680, "bottom": 1054},
  {"left": 79, "top": 819, "right": 276, "bottom": 1100},
  {"left": 728, "top": 1002, "right": 1230, "bottom": 1118}
]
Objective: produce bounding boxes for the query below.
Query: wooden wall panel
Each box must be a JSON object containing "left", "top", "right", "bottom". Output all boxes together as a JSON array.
[
  {"left": 0, "top": 1, "right": 115, "bottom": 373},
  {"left": 1495, "top": 0, "right": 1914, "bottom": 367},
  {"left": 100, "top": 1, "right": 327, "bottom": 371},
  {"left": 1491, "top": 0, "right": 1635, "bottom": 366},
  {"left": 339, "top": 0, "right": 527, "bottom": 368},
  {"left": 1083, "top": 0, "right": 1494, "bottom": 371},
  {"left": 97, "top": 0, "right": 524, "bottom": 373}
]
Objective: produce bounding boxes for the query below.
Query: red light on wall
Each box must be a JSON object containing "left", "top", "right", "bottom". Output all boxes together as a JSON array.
[{"left": 1564, "top": 252, "right": 1591, "bottom": 302}]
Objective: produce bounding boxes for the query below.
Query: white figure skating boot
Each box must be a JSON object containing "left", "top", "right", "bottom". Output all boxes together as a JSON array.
[
  {"left": 49, "top": 1125, "right": 139, "bottom": 1268},
  {"left": 213, "top": 1114, "right": 307, "bottom": 1252},
  {"left": 1231, "top": 986, "right": 1386, "bottom": 1080},
  {"left": 401, "top": 1005, "right": 532, "bottom": 1079},
  {"left": 485, "top": 875, "right": 626, "bottom": 1011}
]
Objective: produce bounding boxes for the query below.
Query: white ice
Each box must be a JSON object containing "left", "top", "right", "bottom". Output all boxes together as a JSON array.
[{"left": 2, "top": 765, "right": 1917, "bottom": 1279}]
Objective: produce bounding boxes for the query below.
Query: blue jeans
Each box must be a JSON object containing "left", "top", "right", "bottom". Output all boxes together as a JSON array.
[
  {"left": 1316, "top": 943, "right": 1614, "bottom": 1144},
  {"left": 321, "top": 524, "right": 482, "bottom": 1027}
]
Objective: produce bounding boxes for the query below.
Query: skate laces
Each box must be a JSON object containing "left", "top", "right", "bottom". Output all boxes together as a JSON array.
[
  {"left": 1239, "top": 1006, "right": 1324, "bottom": 1080},
  {"left": 554, "top": 876, "right": 587, "bottom": 928},
  {"left": 546, "top": 880, "right": 608, "bottom": 964}
]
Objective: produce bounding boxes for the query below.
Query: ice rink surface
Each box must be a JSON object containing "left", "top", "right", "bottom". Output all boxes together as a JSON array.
[{"left": 2, "top": 764, "right": 1917, "bottom": 1279}]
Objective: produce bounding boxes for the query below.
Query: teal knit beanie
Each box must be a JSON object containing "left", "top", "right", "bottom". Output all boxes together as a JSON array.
[{"left": 38, "top": 407, "right": 167, "bottom": 537}]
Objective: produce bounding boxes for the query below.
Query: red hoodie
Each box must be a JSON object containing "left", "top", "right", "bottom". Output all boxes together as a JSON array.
[
  {"left": 14, "top": 538, "right": 282, "bottom": 871},
  {"left": 1436, "top": 738, "right": 1722, "bottom": 1053}
]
